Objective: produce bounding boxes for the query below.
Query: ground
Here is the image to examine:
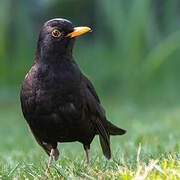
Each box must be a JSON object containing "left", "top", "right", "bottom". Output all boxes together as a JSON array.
[{"left": 0, "top": 94, "right": 179, "bottom": 179}]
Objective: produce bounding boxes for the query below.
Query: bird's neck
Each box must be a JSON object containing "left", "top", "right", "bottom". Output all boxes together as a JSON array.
[
  {"left": 35, "top": 47, "right": 73, "bottom": 64},
  {"left": 35, "top": 39, "right": 75, "bottom": 64},
  {"left": 34, "top": 52, "right": 74, "bottom": 65}
]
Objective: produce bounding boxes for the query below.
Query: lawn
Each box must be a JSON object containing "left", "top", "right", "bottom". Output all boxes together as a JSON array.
[{"left": 0, "top": 90, "right": 179, "bottom": 179}]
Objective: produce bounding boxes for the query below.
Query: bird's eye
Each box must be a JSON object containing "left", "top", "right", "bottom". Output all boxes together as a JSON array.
[{"left": 52, "top": 29, "right": 61, "bottom": 38}]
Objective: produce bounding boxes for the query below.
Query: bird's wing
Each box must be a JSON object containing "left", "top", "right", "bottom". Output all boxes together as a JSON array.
[
  {"left": 81, "top": 74, "right": 111, "bottom": 159},
  {"left": 82, "top": 74, "right": 126, "bottom": 159},
  {"left": 82, "top": 74, "right": 101, "bottom": 103},
  {"left": 82, "top": 74, "right": 126, "bottom": 132}
]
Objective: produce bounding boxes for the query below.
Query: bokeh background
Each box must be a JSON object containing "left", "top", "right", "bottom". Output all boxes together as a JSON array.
[
  {"left": 1, "top": 0, "right": 180, "bottom": 104},
  {"left": 0, "top": 0, "right": 180, "bottom": 177}
]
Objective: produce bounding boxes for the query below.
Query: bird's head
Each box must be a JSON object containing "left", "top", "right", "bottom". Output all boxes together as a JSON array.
[{"left": 36, "top": 18, "right": 91, "bottom": 61}]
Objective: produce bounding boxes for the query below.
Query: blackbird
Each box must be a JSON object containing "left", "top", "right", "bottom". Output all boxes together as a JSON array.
[{"left": 20, "top": 18, "right": 126, "bottom": 173}]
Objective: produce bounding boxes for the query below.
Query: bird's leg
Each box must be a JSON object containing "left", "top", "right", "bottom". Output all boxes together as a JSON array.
[
  {"left": 45, "top": 148, "right": 56, "bottom": 176},
  {"left": 84, "top": 145, "right": 91, "bottom": 168},
  {"left": 54, "top": 148, "right": 59, "bottom": 161}
]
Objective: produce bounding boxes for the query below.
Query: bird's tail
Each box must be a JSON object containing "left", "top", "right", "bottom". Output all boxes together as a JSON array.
[
  {"left": 106, "top": 121, "right": 126, "bottom": 135},
  {"left": 99, "top": 120, "right": 126, "bottom": 159}
]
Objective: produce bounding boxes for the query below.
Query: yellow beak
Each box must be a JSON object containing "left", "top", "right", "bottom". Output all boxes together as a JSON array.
[{"left": 66, "top": 27, "right": 91, "bottom": 38}]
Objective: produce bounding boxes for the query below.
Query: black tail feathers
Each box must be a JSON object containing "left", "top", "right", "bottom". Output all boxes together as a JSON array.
[
  {"left": 106, "top": 121, "right": 126, "bottom": 135},
  {"left": 99, "top": 135, "right": 111, "bottom": 159}
]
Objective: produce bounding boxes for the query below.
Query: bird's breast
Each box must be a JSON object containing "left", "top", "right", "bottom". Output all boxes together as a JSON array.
[{"left": 34, "top": 63, "right": 82, "bottom": 112}]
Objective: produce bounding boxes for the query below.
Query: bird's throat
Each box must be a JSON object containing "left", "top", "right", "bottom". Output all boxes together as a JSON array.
[{"left": 35, "top": 39, "right": 75, "bottom": 64}]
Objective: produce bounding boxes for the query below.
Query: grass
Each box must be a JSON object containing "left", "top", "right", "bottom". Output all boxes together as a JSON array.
[
  {"left": 0, "top": 91, "right": 179, "bottom": 179},
  {"left": 0, "top": 1, "right": 180, "bottom": 179}
]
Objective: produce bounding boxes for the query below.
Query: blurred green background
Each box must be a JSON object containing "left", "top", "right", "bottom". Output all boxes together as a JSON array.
[
  {"left": 1, "top": 0, "right": 180, "bottom": 105},
  {"left": 0, "top": 0, "right": 180, "bottom": 177}
]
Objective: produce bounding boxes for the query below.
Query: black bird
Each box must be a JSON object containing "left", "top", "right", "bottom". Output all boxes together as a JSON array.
[{"left": 20, "top": 18, "right": 126, "bottom": 173}]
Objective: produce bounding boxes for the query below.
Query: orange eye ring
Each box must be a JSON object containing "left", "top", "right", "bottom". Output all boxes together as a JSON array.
[{"left": 52, "top": 29, "right": 61, "bottom": 38}]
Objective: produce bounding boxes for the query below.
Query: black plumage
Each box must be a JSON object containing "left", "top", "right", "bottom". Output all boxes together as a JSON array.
[{"left": 20, "top": 18, "right": 126, "bottom": 171}]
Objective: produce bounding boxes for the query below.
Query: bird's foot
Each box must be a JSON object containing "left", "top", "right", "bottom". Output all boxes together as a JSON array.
[
  {"left": 45, "top": 168, "right": 50, "bottom": 177},
  {"left": 45, "top": 148, "right": 56, "bottom": 176}
]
